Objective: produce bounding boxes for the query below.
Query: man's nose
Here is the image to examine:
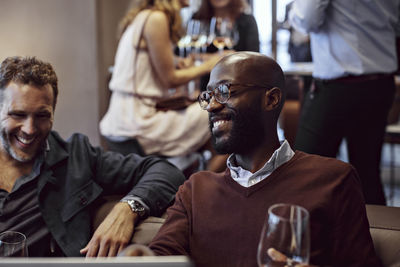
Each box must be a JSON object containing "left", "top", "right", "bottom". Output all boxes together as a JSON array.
[
  {"left": 206, "top": 96, "right": 224, "bottom": 112},
  {"left": 21, "top": 117, "right": 36, "bottom": 135}
]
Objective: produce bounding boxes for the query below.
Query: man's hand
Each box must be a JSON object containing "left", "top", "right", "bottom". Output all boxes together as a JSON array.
[
  {"left": 80, "top": 202, "right": 137, "bottom": 257},
  {"left": 176, "top": 55, "right": 194, "bottom": 69},
  {"left": 267, "top": 248, "right": 316, "bottom": 267}
]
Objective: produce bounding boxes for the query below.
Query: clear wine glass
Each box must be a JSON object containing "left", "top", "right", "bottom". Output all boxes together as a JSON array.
[
  {"left": 192, "top": 20, "right": 209, "bottom": 56},
  {"left": 257, "top": 204, "right": 310, "bottom": 267},
  {"left": 210, "top": 17, "right": 239, "bottom": 53},
  {"left": 177, "top": 19, "right": 197, "bottom": 58},
  {"left": 177, "top": 34, "right": 191, "bottom": 58},
  {"left": 208, "top": 16, "right": 217, "bottom": 46},
  {"left": 0, "top": 231, "right": 28, "bottom": 257}
]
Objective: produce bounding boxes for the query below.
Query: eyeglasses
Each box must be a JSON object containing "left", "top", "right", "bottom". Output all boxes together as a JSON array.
[{"left": 198, "top": 83, "right": 272, "bottom": 110}]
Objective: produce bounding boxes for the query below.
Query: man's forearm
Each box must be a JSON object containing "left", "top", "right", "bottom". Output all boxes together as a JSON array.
[{"left": 126, "top": 159, "right": 185, "bottom": 217}]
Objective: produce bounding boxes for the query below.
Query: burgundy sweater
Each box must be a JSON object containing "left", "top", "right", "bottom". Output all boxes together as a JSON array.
[{"left": 149, "top": 151, "right": 381, "bottom": 267}]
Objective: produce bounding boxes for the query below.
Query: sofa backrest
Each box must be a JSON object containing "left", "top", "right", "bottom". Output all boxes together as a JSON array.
[{"left": 366, "top": 204, "right": 400, "bottom": 267}]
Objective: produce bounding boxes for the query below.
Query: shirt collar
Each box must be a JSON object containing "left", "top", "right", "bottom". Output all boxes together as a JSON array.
[
  {"left": 11, "top": 153, "right": 45, "bottom": 193},
  {"left": 227, "top": 140, "right": 295, "bottom": 187},
  {"left": 10, "top": 139, "right": 50, "bottom": 193}
]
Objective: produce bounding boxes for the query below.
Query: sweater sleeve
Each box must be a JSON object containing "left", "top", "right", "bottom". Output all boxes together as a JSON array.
[
  {"left": 328, "top": 167, "right": 382, "bottom": 267},
  {"left": 149, "top": 181, "right": 192, "bottom": 256}
]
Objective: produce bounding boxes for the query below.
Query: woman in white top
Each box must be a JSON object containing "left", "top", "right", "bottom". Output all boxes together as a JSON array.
[{"left": 100, "top": 0, "right": 223, "bottom": 157}]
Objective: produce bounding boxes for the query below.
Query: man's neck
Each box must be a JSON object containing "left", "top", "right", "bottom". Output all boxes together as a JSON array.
[
  {"left": 234, "top": 138, "right": 281, "bottom": 173},
  {"left": 0, "top": 154, "right": 34, "bottom": 192}
]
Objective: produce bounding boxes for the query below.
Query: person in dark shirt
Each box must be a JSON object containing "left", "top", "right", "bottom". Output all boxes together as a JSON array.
[
  {"left": 0, "top": 56, "right": 185, "bottom": 257},
  {"left": 192, "top": 0, "right": 259, "bottom": 53}
]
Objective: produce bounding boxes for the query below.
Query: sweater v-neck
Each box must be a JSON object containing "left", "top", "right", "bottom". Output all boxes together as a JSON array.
[{"left": 223, "top": 151, "right": 302, "bottom": 197}]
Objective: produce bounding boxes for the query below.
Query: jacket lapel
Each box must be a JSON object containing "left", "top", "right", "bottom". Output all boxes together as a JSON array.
[{"left": 37, "top": 131, "right": 69, "bottom": 194}]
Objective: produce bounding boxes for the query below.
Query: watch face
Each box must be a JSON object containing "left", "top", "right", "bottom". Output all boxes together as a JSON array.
[{"left": 127, "top": 200, "right": 145, "bottom": 217}]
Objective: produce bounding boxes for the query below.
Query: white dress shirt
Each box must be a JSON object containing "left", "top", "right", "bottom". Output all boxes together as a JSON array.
[
  {"left": 289, "top": 0, "right": 400, "bottom": 79},
  {"left": 227, "top": 140, "right": 295, "bottom": 187}
]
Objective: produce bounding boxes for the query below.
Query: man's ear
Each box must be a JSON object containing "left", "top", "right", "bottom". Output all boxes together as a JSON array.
[{"left": 263, "top": 87, "right": 282, "bottom": 111}]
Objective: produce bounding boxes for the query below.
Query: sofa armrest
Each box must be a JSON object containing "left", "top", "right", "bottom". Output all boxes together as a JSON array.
[
  {"left": 92, "top": 195, "right": 165, "bottom": 246},
  {"left": 131, "top": 216, "right": 165, "bottom": 245},
  {"left": 366, "top": 204, "right": 400, "bottom": 267}
]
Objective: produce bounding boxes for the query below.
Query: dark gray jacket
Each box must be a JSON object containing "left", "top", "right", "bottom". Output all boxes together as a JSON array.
[{"left": 38, "top": 131, "right": 185, "bottom": 256}]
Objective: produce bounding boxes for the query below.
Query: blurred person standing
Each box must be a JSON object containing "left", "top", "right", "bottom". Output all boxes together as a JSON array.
[
  {"left": 100, "top": 0, "right": 223, "bottom": 160},
  {"left": 290, "top": 0, "right": 400, "bottom": 205}
]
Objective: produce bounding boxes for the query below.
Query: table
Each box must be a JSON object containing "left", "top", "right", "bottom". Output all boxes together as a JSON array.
[{"left": 280, "top": 61, "right": 314, "bottom": 76}]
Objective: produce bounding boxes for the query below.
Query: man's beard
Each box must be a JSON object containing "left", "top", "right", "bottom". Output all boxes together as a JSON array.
[
  {"left": 0, "top": 128, "right": 46, "bottom": 163},
  {"left": 210, "top": 105, "right": 265, "bottom": 155}
]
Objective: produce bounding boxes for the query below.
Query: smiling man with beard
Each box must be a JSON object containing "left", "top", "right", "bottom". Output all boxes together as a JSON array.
[
  {"left": 0, "top": 56, "right": 185, "bottom": 257},
  {"left": 122, "top": 52, "right": 381, "bottom": 267}
]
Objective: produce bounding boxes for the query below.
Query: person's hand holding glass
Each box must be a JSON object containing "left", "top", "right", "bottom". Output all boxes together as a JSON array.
[{"left": 257, "top": 204, "right": 310, "bottom": 267}]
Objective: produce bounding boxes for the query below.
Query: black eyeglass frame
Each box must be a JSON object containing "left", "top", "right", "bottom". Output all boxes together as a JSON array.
[{"left": 197, "top": 83, "right": 273, "bottom": 110}]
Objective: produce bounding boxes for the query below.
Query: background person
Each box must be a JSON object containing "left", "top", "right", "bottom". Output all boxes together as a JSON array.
[
  {"left": 192, "top": 0, "right": 260, "bottom": 53},
  {"left": 289, "top": 0, "right": 400, "bottom": 205},
  {"left": 192, "top": 0, "right": 259, "bottom": 91},
  {"left": 121, "top": 52, "right": 380, "bottom": 267},
  {"left": 100, "top": 0, "right": 224, "bottom": 163},
  {"left": 0, "top": 56, "right": 185, "bottom": 257}
]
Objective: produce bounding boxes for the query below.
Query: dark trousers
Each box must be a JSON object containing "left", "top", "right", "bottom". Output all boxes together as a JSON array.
[{"left": 295, "top": 75, "right": 395, "bottom": 205}]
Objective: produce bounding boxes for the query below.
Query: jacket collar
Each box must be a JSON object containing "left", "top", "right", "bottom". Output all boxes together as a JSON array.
[
  {"left": 38, "top": 131, "right": 69, "bottom": 190},
  {"left": 44, "top": 131, "right": 69, "bottom": 167}
]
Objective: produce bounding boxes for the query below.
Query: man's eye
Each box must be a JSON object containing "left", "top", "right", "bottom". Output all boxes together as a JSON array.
[
  {"left": 37, "top": 113, "right": 51, "bottom": 119},
  {"left": 9, "top": 113, "right": 25, "bottom": 119},
  {"left": 202, "top": 92, "right": 212, "bottom": 100},
  {"left": 218, "top": 84, "right": 229, "bottom": 94}
]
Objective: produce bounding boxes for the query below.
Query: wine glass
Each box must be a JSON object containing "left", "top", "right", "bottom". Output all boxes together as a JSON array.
[
  {"left": 257, "top": 204, "right": 310, "bottom": 267},
  {"left": 0, "top": 231, "right": 28, "bottom": 257},
  {"left": 192, "top": 20, "right": 209, "bottom": 56},
  {"left": 177, "top": 19, "right": 197, "bottom": 58},
  {"left": 210, "top": 17, "right": 239, "bottom": 53},
  {"left": 178, "top": 19, "right": 209, "bottom": 59}
]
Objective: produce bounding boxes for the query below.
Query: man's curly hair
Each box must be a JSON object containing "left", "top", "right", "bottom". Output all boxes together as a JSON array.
[{"left": 0, "top": 56, "right": 58, "bottom": 107}]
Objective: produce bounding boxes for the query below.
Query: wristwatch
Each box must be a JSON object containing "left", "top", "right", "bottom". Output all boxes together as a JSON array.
[{"left": 121, "top": 199, "right": 146, "bottom": 219}]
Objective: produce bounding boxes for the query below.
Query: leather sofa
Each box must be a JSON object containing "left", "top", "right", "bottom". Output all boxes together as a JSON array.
[
  {"left": 366, "top": 204, "right": 400, "bottom": 267},
  {"left": 94, "top": 198, "right": 400, "bottom": 266}
]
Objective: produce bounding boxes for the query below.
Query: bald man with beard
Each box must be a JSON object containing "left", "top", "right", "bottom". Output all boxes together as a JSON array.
[{"left": 123, "top": 52, "right": 381, "bottom": 267}]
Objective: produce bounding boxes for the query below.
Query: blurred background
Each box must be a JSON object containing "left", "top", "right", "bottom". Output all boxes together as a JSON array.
[
  {"left": 0, "top": 0, "right": 398, "bottom": 205},
  {"left": 0, "top": 0, "right": 295, "bottom": 145}
]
